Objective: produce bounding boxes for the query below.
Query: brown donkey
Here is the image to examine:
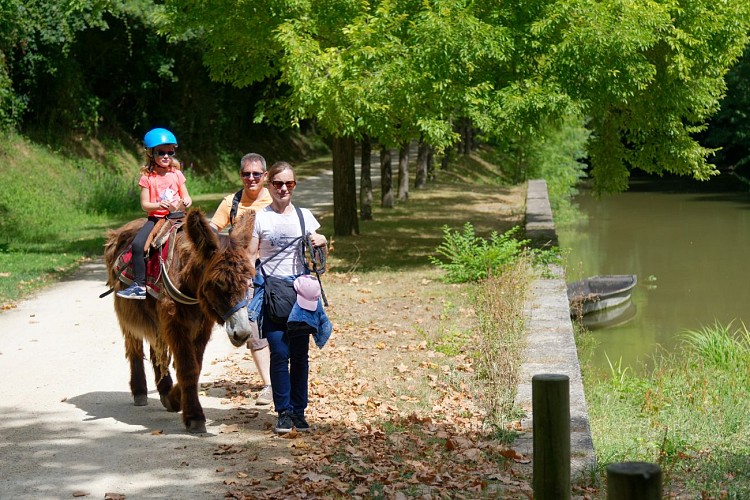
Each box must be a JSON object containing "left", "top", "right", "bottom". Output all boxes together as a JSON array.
[{"left": 104, "top": 210, "right": 256, "bottom": 433}]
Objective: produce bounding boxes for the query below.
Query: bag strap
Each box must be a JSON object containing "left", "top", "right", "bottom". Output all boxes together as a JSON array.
[
  {"left": 296, "top": 207, "right": 328, "bottom": 307},
  {"left": 228, "top": 189, "right": 244, "bottom": 228}
]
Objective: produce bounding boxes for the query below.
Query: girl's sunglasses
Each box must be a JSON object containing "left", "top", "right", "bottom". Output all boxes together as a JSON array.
[
  {"left": 271, "top": 180, "right": 297, "bottom": 190},
  {"left": 154, "top": 150, "right": 176, "bottom": 157}
]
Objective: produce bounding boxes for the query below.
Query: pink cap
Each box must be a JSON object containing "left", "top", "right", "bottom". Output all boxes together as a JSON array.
[{"left": 294, "top": 275, "right": 321, "bottom": 311}]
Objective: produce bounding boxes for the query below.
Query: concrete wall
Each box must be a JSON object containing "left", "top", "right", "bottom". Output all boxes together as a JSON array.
[{"left": 514, "top": 179, "right": 597, "bottom": 479}]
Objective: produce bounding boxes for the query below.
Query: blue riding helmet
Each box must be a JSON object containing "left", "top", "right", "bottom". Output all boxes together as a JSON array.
[{"left": 144, "top": 128, "right": 178, "bottom": 149}]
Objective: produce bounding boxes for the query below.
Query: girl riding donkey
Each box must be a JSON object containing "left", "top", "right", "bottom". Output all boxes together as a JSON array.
[{"left": 118, "top": 128, "right": 192, "bottom": 300}]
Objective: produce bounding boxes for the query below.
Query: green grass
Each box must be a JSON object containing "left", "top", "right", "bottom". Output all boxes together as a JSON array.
[{"left": 581, "top": 321, "right": 750, "bottom": 497}]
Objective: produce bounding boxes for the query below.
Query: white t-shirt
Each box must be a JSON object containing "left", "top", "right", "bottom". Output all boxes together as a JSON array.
[{"left": 254, "top": 205, "right": 320, "bottom": 277}]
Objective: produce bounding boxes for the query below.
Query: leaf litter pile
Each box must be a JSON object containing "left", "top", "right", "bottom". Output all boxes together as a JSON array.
[{"left": 209, "top": 271, "right": 533, "bottom": 499}]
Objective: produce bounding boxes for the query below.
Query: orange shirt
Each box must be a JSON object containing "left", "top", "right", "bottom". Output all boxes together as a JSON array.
[{"left": 210, "top": 188, "right": 272, "bottom": 232}]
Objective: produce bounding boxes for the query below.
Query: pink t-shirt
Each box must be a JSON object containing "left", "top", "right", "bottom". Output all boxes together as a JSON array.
[{"left": 138, "top": 169, "right": 187, "bottom": 217}]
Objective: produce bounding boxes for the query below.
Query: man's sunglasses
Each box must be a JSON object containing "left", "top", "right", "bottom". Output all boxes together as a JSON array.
[
  {"left": 271, "top": 180, "right": 297, "bottom": 190},
  {"left": 241, "top": 171, "right": 264, "bottom": 179},
  {"left": 154, "top": 150, "right": 176, "bottom": 157}
]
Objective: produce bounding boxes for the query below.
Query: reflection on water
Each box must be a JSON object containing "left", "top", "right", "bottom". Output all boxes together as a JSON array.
[{"left": 558, "top": 177, "right": 750, "bottom": 372}]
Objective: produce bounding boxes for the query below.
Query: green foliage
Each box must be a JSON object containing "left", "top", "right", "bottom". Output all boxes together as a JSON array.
[
  {"left": 703, "top": 44, "right": 750, "bottom": 172},
  {"left": 430, "top": 223, "right": 529, "bottom": 283},
  {"left": 528, "top": 0, "right": 750, "bottom": 193}
]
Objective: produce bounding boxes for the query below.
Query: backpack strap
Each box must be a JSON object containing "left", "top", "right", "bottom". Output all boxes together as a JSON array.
[{"left": 228, "top": 189, "right": 244, "bottom": 228}]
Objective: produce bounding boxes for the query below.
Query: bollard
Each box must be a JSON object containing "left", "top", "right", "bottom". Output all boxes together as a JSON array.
[
  {"left": 607, "top": 462, "right": 662, "bottom": 500},
  {"left": 532, "top": 373, "right": 571, "bottom": 500}
]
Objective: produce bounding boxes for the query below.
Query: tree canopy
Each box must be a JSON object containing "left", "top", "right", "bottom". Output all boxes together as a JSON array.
[{"left": 163, "top": 0, "right": 750, "bottom": 197}]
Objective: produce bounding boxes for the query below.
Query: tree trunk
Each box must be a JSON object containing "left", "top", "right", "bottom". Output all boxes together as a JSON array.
[
  {"left": 380, "top": 146, "right": 394, "bottom": 208},
  {"left": 426, "top": 144, "right": 435, "bottom": 181},
  {"left": 415, "top": 139, "right": 428, "bottom": 189},
  {"left": 397, "top": 142, "right": 409, "bottom": 201},
  {"left": 359, "top": 135, "right": 373, "bottom": 220},
  {"left": 332, "top": 135, "right": 359, "bottom": 236},
  {"left": 462, "top": 119, "right": 472, "bottom": 154},
  {"left": 441, "top": 145, "right": 451, "bottom": 171}
]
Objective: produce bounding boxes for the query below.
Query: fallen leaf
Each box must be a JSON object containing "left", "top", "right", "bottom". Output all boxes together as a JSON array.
[
  {"left": 305, "top": 472, "right": 333, "bottom": 482},
  {"left": 104, "top": 494, "right": 126, "bottom": 500},
  {"left": 72, "top": 491, "right": 89, "bottom": 497}
]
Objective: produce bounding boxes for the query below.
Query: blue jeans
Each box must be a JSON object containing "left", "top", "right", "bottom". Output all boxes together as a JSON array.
[{"left": 262, "top": 313, "right": 309, "bottom": 416}]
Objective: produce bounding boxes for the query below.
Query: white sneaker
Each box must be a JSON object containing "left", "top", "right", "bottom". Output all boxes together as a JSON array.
[{"left": 256, "top": 385, "right": 272, "bottom": 406}]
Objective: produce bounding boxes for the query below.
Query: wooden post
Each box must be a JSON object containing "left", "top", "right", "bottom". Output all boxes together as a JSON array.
[
  {"left": 607, "top": 462, "right": 662, "bottom": 500},
  {"left": 532, "top": 374, "right": 571, "bottom": 500}
]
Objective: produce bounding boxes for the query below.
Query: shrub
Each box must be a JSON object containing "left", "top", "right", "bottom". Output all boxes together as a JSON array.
[{"left": 430, "top": 223, "right": 559, "bottom": 283}]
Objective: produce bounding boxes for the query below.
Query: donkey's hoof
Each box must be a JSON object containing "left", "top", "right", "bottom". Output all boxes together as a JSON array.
[
  {"left": 160, "top": 394, "right": 177, "bottom": 412},
  {"left": 187, "top": 420, "right": 207, "bottom": 434},
  {"left": 134, "top": 395, "right": 149, "bottom": 406}
]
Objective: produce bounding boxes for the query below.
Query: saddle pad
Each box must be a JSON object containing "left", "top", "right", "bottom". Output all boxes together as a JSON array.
[{"left": 114, "top": 242, "right": 170, "bottom": 299}]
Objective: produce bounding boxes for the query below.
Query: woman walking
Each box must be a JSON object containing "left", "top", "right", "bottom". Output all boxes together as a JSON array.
[{"left": 248, "top": 161, "right": 327, "bottom": 433}]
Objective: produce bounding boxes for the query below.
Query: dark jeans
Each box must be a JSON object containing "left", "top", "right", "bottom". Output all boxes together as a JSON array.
[
  {"left": 262, "top": 312, "right": 310, "bottom": 416},
  {"left": 131, "top": 217, "right": 158, "bottom": 285}
]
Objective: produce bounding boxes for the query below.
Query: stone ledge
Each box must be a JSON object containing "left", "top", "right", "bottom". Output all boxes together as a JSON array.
[{"left": 515, "top": 179, "right": 597, "bottom": 481}]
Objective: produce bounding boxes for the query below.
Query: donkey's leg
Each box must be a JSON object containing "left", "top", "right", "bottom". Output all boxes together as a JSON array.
[
  {"left": 165, "top": 323, "right": 210, "bottom": 433},
  {"left": 124, "top": 333, "right": 149, "bottom": 406},
  {"left": 148, "top": 346, "right": 174, "bottom": 410}
]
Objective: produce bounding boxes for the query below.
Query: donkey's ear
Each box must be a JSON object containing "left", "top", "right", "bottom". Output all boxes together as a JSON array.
[
  {"left": 230, "top": 210, "right": 256, "bottom": 249},
  {"left": 186, "top": 209, "right": 220, "bottom": 257}
]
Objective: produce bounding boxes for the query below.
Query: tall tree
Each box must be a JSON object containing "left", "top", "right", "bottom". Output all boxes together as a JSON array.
[
  {"left": 415, "top": 138, "right": 429, "bottom": 189},
  {"left": 397, "top": 142, "right": 410, "bottom": 201},
  {"left": 359, "top": 136, "right": 373, "bottom": 220},
  {"left": 380, "top": 146, "right": 394, "bottom": 208}
]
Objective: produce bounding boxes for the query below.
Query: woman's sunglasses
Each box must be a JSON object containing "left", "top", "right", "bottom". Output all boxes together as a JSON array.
[
  {"left": 154, "top": 150, "right": 176, "bottom": 157},
  {"left": 241, "top": 171, "right": 264, "bottom": 179},
  {"left": 271, "top": 180, "right": 297, "bottom": 190}
]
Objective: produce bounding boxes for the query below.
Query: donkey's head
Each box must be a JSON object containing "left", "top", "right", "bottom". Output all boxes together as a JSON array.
[{"left": 185, "top": 209, "right": 256, "bottom": 347}]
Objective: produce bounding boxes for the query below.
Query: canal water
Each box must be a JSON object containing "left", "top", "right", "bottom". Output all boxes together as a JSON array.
[{"left": 557, "top": 175, "right": 750, "bottom": 373}]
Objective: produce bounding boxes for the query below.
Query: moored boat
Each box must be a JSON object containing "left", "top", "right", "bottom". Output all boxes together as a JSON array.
[{"left": 567, "top": 274, "right": 637, "bottom": 317}]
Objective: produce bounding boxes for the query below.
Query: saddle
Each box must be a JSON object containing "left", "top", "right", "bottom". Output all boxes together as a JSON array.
[
  {"left": 144, "top": 201, "right": 187, "bottom": 251},
  {"left": 113, "top": 205, "right": 187, "bottom": 299}
]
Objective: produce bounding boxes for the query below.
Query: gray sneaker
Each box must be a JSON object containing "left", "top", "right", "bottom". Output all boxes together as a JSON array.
[
  {"left": 256, "top": 385, "right": 272, "bottom": 406},
  {"left": 274, "top": 411, "right": 293, "bottom": 434}
]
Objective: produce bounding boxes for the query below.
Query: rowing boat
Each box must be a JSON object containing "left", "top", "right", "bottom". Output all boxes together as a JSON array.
[{"left": 567, "top": 274, "right": 637, "bottom": 317}]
